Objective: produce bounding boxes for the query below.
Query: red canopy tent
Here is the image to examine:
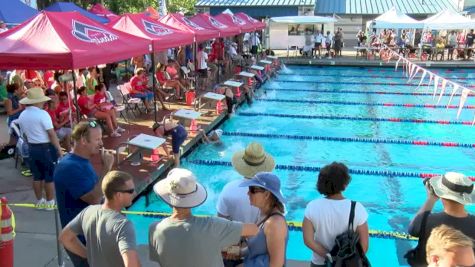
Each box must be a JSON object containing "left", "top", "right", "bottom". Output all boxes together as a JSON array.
[
  {"left": 214, "top": 13, "right": 255, "bottom": 33},
  {"left": 160, "top": 13, "right": 219, "bottom": 42},
  {"left": 109, "top": 13, "right": 194, "bottom": 52},
  {"left": 88, "top": 3, "right": 119, "bottom": 20},
  {"left": 235, "top": 12, "right": 266, "bottom": 30},
  {"left": 0, "top": 11, "right": 151, "bottom": 70},
  {"left": 189, "top": 13, "right": 240, "bottom": 38}
]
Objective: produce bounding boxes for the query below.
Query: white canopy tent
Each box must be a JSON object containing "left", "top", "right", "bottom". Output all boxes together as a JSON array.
[
  {"left": 422, "top": 9, "right": 475, "bottom": 29},
  {"left": 369, "top": 7, "right": 424, "bottom": 29}
]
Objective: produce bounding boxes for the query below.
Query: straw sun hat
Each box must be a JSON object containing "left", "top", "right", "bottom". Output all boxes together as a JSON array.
[
  {"left": 429, "top": 172, "right": 474, "bottom": 205},
  {"left": 232, "top": 142, "right": 275, "bottom": 178},
  {"left": 153, "top": 168, "right": 207, "bottom": 208},
  {"left": 19, "top": 87, "right": 51, "bottom": 105}
]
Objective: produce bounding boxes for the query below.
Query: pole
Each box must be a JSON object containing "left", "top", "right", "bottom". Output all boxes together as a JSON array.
[
  {"left": 71, "top": 71, "right": 81, "bottom": 123},
  {"left": 151, "top": 50, "right": 158, "bottom": 123}
]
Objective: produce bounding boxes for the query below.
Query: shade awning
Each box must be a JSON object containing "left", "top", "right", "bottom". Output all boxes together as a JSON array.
[
  {"left": 0, "top": 11, "right": 151, "bottom": 70},
  {"left": 214, "top": 13, "right": 256, "bottom": 33},
  {"left": 88, "top": 3, "right": 119, "bottom": 20},
  {"left": 0, "top": 0, "right": 38, "bottom": 25},
  {"left": 422, "top": 9, "right": 475, "bottom": 30},
  {"left": 235, "top": 12, "right": 266, "bottom": 30},
  {"left": 371, "top": 7, "right": 424, "bottom": 29},
  {"left": 109, "top": 13, "right": 194, "bottom": 52},
  {"left": 189, "top": 13, "right": 241, "bottom": 37},
  {"left": 160, "top": 13, "right": 219, "bottom": 42}
]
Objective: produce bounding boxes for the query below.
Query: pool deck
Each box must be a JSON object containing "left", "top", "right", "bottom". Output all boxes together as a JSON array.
[{"left": 2, "top": 53, "right": 474, "bottom": 266}]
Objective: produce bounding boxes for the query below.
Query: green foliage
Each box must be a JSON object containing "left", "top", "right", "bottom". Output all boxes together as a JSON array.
[{"left": 37, "top": 0, "right": 197, "bottom": 15}]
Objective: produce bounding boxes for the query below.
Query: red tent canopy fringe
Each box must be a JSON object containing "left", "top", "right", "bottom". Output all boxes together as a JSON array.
[
  {"left": 109, "top": 13, "right": 194, "bottom": 52},
  {"left": 0, "top": 11, "right": 151, "bottom": 70},
  {"left": 160, "top": 13, "right": 219, "bottom": 42}
]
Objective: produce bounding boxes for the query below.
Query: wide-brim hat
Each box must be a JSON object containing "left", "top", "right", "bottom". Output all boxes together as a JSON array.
[
  {"left": 19, "top": 87, "right": 51, "bottom": 105},
  {"left": 232, "top": 142, "right": 275, "bottom": 178},
  {"left": 429, "top": 172, "right": 474, "bottom": 205},
  {"left": 240, "top": 172, "right": 285, "bottom": 204},
  {"left": 153, "top": 168, "right": 207, "bottom": 208}
]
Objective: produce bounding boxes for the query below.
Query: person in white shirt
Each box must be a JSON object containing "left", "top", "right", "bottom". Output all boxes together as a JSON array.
[
  {"left": 302, "top": 162, "right": 369, "bottom": 267},
  {"left": 18, "top": 88, "right": 62, "bottom": 210},
  {"left": 216, "top": 142, "right": 275, "bottom": 265},
  {"left": 196, "top": 43, "right": 208, "bottom": 92},
  {"left": 314, "top": 30, "right": 324, "bottom": 58},
  {"left": 250, "top": 32, "right": 261, "bottom": 55}
]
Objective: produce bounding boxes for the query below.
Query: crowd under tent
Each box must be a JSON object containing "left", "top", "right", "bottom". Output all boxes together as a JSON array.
[{"left": 268, "top": 15, "right": 336, "bottom": 50}]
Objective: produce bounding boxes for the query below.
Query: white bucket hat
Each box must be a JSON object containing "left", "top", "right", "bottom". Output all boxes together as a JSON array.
[
  {"left": 19, "top": 87, "right": 51, "bottom": 105},
  {"left": 429, "top": 172, "right": 474, "bottom": 205},
  {"left": 153, "top": 168, "right": 207, "bottom": 208}
]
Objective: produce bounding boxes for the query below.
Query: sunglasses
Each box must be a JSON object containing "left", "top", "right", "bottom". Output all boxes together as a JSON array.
[
  {"left": 117, "top": 188, "right": 135, "bottom": 194},
  {"left": 249, "top": 186, "right": 266, "bottom": 194}
]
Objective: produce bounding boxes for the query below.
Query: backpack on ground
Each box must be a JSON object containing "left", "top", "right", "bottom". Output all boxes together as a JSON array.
[{"left": 328, "top": 201, "right": 371, "bottom": 267}]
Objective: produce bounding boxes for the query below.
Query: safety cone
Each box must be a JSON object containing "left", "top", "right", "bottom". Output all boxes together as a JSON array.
[{"left": 0, "top": 197, "right": 14, "bottom": 267}]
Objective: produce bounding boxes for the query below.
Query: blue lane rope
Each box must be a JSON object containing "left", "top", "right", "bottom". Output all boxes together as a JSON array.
[
  {"left": 253, "top": 99, "right": 475, "bottom": 109},
  {"left": 237, "top": 112, "right": 472, "bottom": 126},
  {"left": 186, "top": 160, "right": 475, "bottom": 180},
  {"left": 263, "top": 88, "right": 465, "bottom": 97},
  {"left": 271, "top": 80, "right": 428, "bottom": 86},
  {"left": 278, "top": 73, "right": 475, "bottom": 81},
  {"left": 221, "top": 131, "right": 475, "bottom": 148}
]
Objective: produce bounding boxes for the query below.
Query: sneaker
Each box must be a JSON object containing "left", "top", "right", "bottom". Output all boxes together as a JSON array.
[
  {"left": 44, "top": 199, "right": 56, "bottom": 211},
  {"left": 35, "top": 198, "right": 46, "bottom": 210},
  {"left": 111, "top": 131, "right": 121, "bottom": 137},
  {"left": 116, "top": 126, "right": 126, "bottom": 133}
]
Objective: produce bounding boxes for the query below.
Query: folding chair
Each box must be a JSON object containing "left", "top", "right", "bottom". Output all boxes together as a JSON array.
[
  {"left": 118, "top": 84, "right": 142, "bottom": 116},
  {"left": 10, "top": 120, "right": 27, "bottom": 169},
  {"left": 106, "top": 90, "right": 128, "bottom": 122}
]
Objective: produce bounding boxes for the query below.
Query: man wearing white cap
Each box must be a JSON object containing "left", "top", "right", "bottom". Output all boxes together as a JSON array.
[
  {"left": 17, "top": 87, "right": 62, "bottom": 210},
  {"left": 406, "top": 172, "right": 475, "bottom": 266},
  {"left": 149, "top": 168, "right": 258, "bottom": 267}
]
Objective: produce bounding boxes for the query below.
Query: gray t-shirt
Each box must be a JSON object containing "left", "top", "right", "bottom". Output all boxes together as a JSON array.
[
  {"left": 67, "top": 205, "right": 136, "bottom": 267},
  {"left": 149, "top": 216, "right": 242, "bottom": 267},
  {"left": 409, "top": 211, "right": 475, "bottom": 239}
]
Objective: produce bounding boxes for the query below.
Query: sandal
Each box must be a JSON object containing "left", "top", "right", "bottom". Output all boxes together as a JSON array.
[{"left": 21, "top": 169, "right": 32, "bottom": 177}]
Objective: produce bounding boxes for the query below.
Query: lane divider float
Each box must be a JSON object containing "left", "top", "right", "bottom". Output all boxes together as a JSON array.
[
  {"left": 264, "top": 88, "right": 467, "bottom": 97},
  {"left": 255, "top": 98, "right": 475, "bottom": 109},
  {"left": 187, "top": 159, "right": 475, "bottom": 181},
  {"left": 237, "top": 112, "right": 474, "bottom": 126},
  {"left": 221, "top": 131, "right": 475, "bottom": 148}
]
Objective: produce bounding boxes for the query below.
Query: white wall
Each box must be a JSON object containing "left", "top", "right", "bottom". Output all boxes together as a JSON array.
[{"left": 269, "top": 22, "right": 335, "bottom": 49}]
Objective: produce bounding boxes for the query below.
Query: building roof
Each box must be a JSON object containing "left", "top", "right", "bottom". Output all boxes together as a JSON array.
[
  {"left": 315, "top": 0, "right": 457, "bottom": 15},
  {"left": 196, "top": 0, "right": 315, "bottom": 7}
]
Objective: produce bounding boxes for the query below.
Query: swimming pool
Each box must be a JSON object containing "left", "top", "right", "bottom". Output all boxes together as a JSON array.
[{"left": 129, "top": 66, "right": 475, "bottom": 266}]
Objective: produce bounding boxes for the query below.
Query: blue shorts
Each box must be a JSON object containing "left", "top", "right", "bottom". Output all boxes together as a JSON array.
[
  {"left": 171, "top": 126, "right": 188, "bottom": 154},
  {"left": 28, "top": 143, "right": 58, "bottom": 182},
  {"left": 131, "top": 91, "right": 154, "bottom": 102}
]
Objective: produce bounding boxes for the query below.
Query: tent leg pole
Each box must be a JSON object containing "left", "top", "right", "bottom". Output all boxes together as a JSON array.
[{"left": 151, "top": 51, "right": 158, "bottom": 123}]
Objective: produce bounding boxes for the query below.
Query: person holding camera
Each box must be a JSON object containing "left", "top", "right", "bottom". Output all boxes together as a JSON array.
[{"left": 406, "top": 172, "right": 475, "bottom": 266}]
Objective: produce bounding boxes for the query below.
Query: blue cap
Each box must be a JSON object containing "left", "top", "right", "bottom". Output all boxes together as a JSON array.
[{"left": 240, "top": 172, "right": 285, "bottom": 204}]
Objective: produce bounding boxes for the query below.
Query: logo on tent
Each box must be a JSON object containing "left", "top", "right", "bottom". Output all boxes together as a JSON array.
[
  {"left": 208, "top": 17, "right": 227, "bottom": 29},
  {"left": 232, "top": 15, "right": 246, "bottom": 25},
  {"left": 72, "top": 20, "right": 118, "bottom": 44},
  {"left": 182, "top": 17, "right": 204, "bottom": 30},
  {"left": 142, "top": 19, "right": 173, "bottom": 36}
]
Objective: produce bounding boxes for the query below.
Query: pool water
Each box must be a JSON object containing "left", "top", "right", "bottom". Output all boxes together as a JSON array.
[{"left": 129, "top": 66, "right": 475, "bottom": 266}]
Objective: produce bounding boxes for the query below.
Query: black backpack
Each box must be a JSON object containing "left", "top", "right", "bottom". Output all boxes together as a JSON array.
[
  {"left": 404, "top": 212, "right": 430, "bottom": 266},
  {"left": 328, "top": 201, "right": 371, "bottom": 267}
]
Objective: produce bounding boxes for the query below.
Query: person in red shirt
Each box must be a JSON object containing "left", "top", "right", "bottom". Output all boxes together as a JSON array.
[
  {"left": 77, "top": 86, "right": 124, "bottom": 137},
  {"left": 46, "top": 97, "right": 72, "bottom": 151},
  {"left": 93, "top": 83, "right": 115, "bottom": 112},
  {"left": 211, "top": 38, "right": 225, "bottom": 61},
  {"left": 129, "top": 68, "right": 154, "bottom": 111},
  {"left": 156, "top": 63, "right": 186, "bottom": 99}
]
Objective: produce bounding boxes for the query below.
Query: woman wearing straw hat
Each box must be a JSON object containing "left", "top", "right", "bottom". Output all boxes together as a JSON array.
[
  {"left": 407, "top": 172, "right": 475, "bottom": 266},
  {"left": 148, "top": 168, "right": 258, "bottom": 267},
  {"left": 17, "top": 87, "right": 62, "bottom": 210},
  {"left": 239, "top": 172, "right": 288, "bottom": 267}
]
